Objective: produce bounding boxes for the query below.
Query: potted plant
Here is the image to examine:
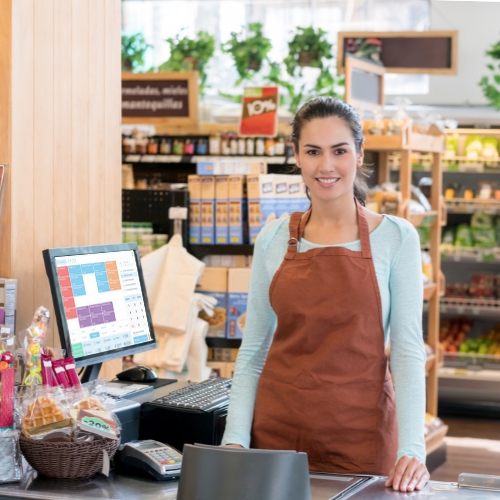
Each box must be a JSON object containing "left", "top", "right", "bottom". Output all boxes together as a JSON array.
[
  {"left": 285, "top": 27, "right": 333, "bottom": 76},
  {"left": 223, "top": 23, "right": 272, "bottom": 84},
  {"left": 122, "top": 33, "right": 150, "bottom": 72},
  {"left": 158, "top": 30, "right": 215, "bottom": 95},
  {"left": 479, "top": 39, "right": 500, "bottom": 110}
]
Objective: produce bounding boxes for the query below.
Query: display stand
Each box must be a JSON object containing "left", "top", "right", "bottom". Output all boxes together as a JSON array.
[{"left": 367, "top": 119, "right": 447, "bottom": 464}]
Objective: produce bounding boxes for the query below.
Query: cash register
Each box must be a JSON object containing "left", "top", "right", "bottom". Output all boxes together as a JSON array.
[{"left": 43, "top": 243, "right": 231, "bottom": 449}]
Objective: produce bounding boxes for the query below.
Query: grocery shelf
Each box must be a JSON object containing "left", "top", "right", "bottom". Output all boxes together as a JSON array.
[
  {"left": 426, "top": 353, "right": 436, "bottom": 372},
  {"left": 439, "top": 366, "right": 500, "bottom": 381},
  {"left": 441, "top": 247, "right": 500, "bottom": 263},
  {"left": 425, "top": 424, "right": 449, "bottom": 455},
  {"left": 189, "top": 244, "right": 254, "bottom": 260},
  {"left": 445, "top": 199, "right": 500, "bottom": 214},
  {"left": 205, "top": 338, "right": 242, "bottom": 349},
  {"left": 364, "top": 132, "right": 444, "bottom": 153},
  {"left": 408, "top": 210, "right": 438, "bottom": 227},
  {"left": 123, "top": 154, "right": 296, "bottom": 165},
  {"left": 440, "top": 297, "right": 500, "bottom": 318}
]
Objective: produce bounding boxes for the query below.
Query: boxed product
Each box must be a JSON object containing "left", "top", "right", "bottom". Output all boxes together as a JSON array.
[
  {"left": 288, "top": 176, "right": 305, "bottom": 213},
  {"left": 215, "top": 176, "right": 229, "bottom": 244},
  {"left": 201, "top": 176, "right": 215, "bottom": 244},
  {"left": 0, "top": 278, "right": 17, "bottom": 335},
  {"left": 228, "top": 175, "right": 247, "bottom": 244},
  {"left": 197, "top": 267, "right": 228, "bottom": 338},
  {"left": 206, "top": 361, "right": 229, "bottom": 378},
  {"left": 274, "top": 175, "right": 290, "bottom": 219},
  {"left": 188, "top": 175, "right": 202, "bottom": 244},
  {"left": 227, "top": 268, "right": 251, "bottom": 339},
  {"left": 247, "top": 174, "right": 275, "bottom": 243}
]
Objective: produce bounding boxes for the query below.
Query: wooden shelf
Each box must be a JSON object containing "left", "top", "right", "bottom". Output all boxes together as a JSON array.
[
  {"left": 123, "top": 154, "right": 296, "bottom": 165},
  {"left": 445, "top": 199, "right": 500, "bottom": 215},
  {"left": 426, "top": 425, "right": 449, "bottom": 455},
  {"left": 426, "top": 353, "right": 436, "bottom": 372},
  {"left": 364, "top": 132, "right": 444, "bottom": 153},
  {"left": 189, "top": 244, "right": 254, "bottom": 260},
  {"left": 206, "top": 338, "right": 241, "bottom": 349},
  {"left": 424, "top": 283, "right": 438, "bottom": 301}
]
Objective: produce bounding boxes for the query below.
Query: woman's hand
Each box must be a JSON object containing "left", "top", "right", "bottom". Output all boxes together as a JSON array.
[
  {"left": 223, "top": 444, "right": 244, "bottom": 449},
  {"left": 385, "top": 456, "right": 429, "bottom": 492}
]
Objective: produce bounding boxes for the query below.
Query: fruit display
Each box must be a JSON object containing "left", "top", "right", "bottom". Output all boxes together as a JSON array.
[
  {"left": 440, "top": 317, "right": 500, "bottom": 357},
  {"left": 445, "top": 273, "right": 500, "bottom": 299}
]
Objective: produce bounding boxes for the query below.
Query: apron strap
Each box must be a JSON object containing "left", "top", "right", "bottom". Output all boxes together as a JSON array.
[
  {"left": 356, "top": 199, "right": 372, "bottom": 259},
  {"left": 287, "top": 211, "right": 308, "bottom": 255}
]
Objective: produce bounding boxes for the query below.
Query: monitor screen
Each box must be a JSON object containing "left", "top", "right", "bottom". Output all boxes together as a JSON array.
[{"left": 43, "top": 244, "right": 156, "bottom": 367}]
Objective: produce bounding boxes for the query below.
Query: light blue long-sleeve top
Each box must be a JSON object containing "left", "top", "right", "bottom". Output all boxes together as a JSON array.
[{"left": 221, "top": 213, "right": 427, "bottom": 464}]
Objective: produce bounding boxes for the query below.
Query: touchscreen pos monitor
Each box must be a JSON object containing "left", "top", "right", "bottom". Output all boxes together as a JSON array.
[{"left": 43, "top": 243, "right": 157, "bottom": 382}]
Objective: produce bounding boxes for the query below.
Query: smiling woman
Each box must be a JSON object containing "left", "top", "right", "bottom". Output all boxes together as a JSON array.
[{"left": 222, "top": 98, "right": 429, "bottom": 493}]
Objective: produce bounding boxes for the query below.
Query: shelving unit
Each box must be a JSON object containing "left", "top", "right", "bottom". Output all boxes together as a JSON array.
[{"left": 368, "top": 119, "right": 445, "bottom": 459}]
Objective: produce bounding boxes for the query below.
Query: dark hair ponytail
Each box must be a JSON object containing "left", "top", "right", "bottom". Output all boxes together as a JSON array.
[{"left": 290, "top": 96, "right": 371, "bottom": 206}]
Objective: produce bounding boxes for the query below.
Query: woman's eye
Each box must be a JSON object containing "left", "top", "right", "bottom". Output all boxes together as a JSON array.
[
  {"left": 334, "top": 149, "right": 346, "bottom": 155},
  {"left": 306, "top": 149, "right": 319, "bottom": 155}
]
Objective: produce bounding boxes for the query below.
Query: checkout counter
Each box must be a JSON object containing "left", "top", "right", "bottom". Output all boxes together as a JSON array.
[{"left": 4, "top": 383, "right": 500, "bottom": 499}]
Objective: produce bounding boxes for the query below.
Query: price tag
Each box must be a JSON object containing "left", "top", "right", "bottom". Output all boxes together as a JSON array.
[
  {"left": 472, "top": 307, "right": 480, "bottom": 315},
  {"left": 125, "top": 155, "right": 141, "bottom": 163},
  {"left": 169, "top": 207, "right": 188, "bottom": 220},
  {"left": 457, "top": 306, "right": 465, "bottom": 314},
  {"left": 454, "top": 254, "right": 461, "bottom": 262},
  {"left": 155, "top": 155, "right": 169, "bottom": 162},
  {"left": 441, "top": 305, "right": 447, "bottom": 313},
  {"left": 141, "top": 155, "right": 156, "bottom": 162}
]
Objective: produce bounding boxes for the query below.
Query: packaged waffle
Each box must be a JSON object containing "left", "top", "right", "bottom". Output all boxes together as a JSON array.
[
  {"left": 21, "top": 386, "right": 73, "bottom": 441},
  {"left": 69, "top": 382, "right": 121, "bottom": 441}
]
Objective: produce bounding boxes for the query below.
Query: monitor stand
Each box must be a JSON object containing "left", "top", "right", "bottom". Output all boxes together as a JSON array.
[{"left": 80, "top": 362, "right": 102, "bottom": 383}]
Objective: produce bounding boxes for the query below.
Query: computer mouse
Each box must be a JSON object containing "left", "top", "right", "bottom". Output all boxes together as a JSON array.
[{"left": 116, "top": 365, "right": 158, "bottom": 382}]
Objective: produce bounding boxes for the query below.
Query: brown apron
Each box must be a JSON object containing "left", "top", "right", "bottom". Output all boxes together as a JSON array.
[{"left": 251, "top": 200, "right": 398, "bottom": 475}]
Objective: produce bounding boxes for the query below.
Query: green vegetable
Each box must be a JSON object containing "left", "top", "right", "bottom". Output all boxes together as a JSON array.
[
  {"left": 471, "top": 211, "right": 494, "bottom": 229},
  {"left": 455, "top": 225, "right": 474, "bottom": 247},
  {"left": 472, "top": 228, "right": 497, "bottom": 248}
]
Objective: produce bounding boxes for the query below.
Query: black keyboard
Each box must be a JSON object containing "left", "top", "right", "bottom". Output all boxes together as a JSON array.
[{"left": 153, "top": 378, "right": 232, "bottom": 412}]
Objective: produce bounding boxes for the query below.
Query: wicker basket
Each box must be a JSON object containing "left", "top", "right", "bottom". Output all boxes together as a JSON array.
[{"left": 20, "top": 434, "right": 119, "bottom": 479}]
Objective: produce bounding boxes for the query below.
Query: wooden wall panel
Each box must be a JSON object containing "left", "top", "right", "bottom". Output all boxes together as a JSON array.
[
  {"left": 1, "top": 0, "right": 123, "bottom": 375},
  {"left": 11, "top": 0, "right": 35, "bottom": 333},
  {"left": 71, "top": 0, "right": 90, "bottom": 248},
  {"left": 33, "top": 0, "right": 55, "bottom": 345}
]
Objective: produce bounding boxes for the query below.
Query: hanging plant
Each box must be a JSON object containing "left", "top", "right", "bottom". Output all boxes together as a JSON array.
[
  {"left": 284, "top": 27, "right": 333, "bottom": 76},
  {"left": 122, "top": 33, "right": 151, "bottom": 72},
  {"left": 222, "top": 23, "right": 272, "bottom": 84},
  {"left": 158, "top": 30, "right": 215, "bottom": 95},
  {"left": 479, "top": 39, "right": 500, "bottom": 110}
]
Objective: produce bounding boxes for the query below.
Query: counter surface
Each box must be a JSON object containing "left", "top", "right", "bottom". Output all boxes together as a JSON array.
[{"left": 1, "top": 469, "right": 500, "bottom": 500}]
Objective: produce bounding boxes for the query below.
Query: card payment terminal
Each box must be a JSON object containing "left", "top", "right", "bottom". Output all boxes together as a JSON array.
[{"left": 114, "top": 440, "right": 182, "bottom": 481}]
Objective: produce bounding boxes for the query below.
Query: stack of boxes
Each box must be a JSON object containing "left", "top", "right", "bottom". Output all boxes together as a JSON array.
[
  {"left": 0, "top": 278, "right": 17, "bottom": 334},
  {"left": 189, "top": 171, "right": 309, "bottom": 245}
]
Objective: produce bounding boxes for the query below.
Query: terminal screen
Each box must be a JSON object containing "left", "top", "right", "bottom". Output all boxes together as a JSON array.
[{"left": 54, "top": 250, "right": 152, "bottom": 360}]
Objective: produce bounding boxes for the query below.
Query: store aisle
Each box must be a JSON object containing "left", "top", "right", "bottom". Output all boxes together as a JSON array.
[{"left": 431, "top": 436, "right": 500, "bottom": 481}]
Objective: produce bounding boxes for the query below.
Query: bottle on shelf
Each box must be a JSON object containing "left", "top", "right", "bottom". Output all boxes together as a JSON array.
[
  {"left": 275, "top": 136, "right": 285, "bottom": 156},
  {"left": 209, "top": 134, "right": 221, "bottom": 155},
  {"left": 122, "top": 136, "right": 136, "bottom": 155},
  {"left": 238, "top": 137, "right": 246, "bottom": 156},
  {"left": 255, "top": 137, "right": 265, "bottom": 156},
  {"left": 246, "top": 137, "right": 255, "bottom": 156},
  {"left": 136, "top": 137, "right": 148, "bottom": 155},
  {"left": 147, "top": 137, "right": 158, "bottom": 155},
  {"left": 230, "top": 135, "right": 238, "bottom": 156},
  {"left": 221, "top": 134, "right": 231, "bottom": 155},
  {"left": 265, "top": 137, "right": 275, "bottom": 156}
]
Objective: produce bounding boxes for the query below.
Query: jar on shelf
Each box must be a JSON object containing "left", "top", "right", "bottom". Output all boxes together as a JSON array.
[
  {"left": 122, "top": 136, "right": 136, "bottom": 155},
  {"left": 196, "top": 139, "right": 208, "bottom": 155},
  {"left": 184, "top": 139, "right": 195, "bottom": 155},
  {"left": 265, "top": 138, "right": 275, "bottom": 156},
  {"left": 172, "top": 139, "right": 184, "bottom": 156},
  {"left": 209, "top": 134, "right": 221, "bottom": 155},
  {"left": 275, "top": 136, "right": 285, "bottom": 156},
  {"left": 147, "top": 138, "right": 158, "bottom": 155},
  {"left": 246, "top": 137, "right": 255, "bottom": 156},
  {"left": 230, "top": 136, "right": 238, "bottom": 156},
  {"left": 136, "top": 138, "right": 148, "bottom": 155},
  {"left": 159, "top": 138, "right": 171, "bottom": 155},
  {"left": 255, "top": 137, "right": 265, "bottom": 156}
]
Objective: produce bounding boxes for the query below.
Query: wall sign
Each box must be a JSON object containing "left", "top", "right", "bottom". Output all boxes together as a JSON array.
[
  {"left": 337, "top": 31, "right": 458, "bottom": 75},
  {"left": 239, "top": 87, "right": 279, "bottom": 137},
  {"left": 122, "top": 72, "right": 198, "bottom": 125},
  {"left": 344, "top": 56, "right": 385, "bottom": 113}
]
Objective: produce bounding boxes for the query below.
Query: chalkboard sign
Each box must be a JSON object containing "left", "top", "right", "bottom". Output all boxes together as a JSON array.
[
  {"left": 122, "top": 72, "right": 198, "bottom": 125},
  {"left": 337, "top": 31, "right": 458, "bottom": 75},
  {"left": 344, "top": 56, "right": 385, "bottom": 112}
]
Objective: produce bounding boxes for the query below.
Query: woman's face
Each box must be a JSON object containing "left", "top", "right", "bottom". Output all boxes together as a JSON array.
[{"left": 295, "top": 116, "right": 363, "bottom": 204}]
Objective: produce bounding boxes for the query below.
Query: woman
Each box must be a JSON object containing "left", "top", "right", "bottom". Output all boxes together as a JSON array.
[{"left": 222, "top": 97, "right": 429, "bottom": 493}]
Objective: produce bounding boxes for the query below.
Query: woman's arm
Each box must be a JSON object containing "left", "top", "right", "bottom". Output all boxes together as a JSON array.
[
  {"left": 388, "top": 224, "right": 427, "bottom": 463},
  {"left": 221, "top": 230, "right": 278, "bottom": 447}
]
